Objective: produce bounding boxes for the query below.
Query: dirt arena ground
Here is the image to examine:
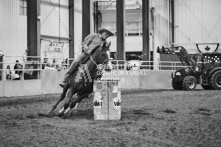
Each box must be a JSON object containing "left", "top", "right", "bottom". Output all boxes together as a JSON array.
[{"left": 0, "top": 89, "right": 221, "bottom": 147}]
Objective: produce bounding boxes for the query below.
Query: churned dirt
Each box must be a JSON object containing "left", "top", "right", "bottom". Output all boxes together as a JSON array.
[{"left": 0, "top": 89, "right": 221, "bottom": 147}]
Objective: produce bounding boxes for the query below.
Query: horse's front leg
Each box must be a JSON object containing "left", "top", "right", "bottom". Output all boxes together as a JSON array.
[
  {"left": 57, "top": 88, "right": 76, "bottom": 117},
  {"left": 48, "top": 86, "right": 69, "bottom": 117}
]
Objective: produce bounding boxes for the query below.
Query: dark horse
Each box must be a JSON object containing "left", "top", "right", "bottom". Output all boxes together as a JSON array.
[{"left": 48, "top": 42, "right": 112, "bottom": 117}]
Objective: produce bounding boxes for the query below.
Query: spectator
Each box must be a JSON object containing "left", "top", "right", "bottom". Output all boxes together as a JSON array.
[
  {"left": 126, "top": 61, "right": 131, "bottom": 70},
  {"left": 44, "top": 63, "right": 56, "bottom": 70},
  {"left": 42, "top": 58, "right": 49, "bottom": 69},
  {"left": 5, "top": 65, "right": 12, "bottom": 80},
  {"left": 14, "top": 60, "right": 23, "bottom": 79},
  {"left": 56, "top": 63, "right": 62, "bottom": 71},
  {"left": 52, "top": 59, "right": 56, "bottom": 68},
  {"left": 14, "top": 60, "right": 20, "bottom": 74},
  {"left": 62, "top": 58, "right": 68, "bottom": 69}
]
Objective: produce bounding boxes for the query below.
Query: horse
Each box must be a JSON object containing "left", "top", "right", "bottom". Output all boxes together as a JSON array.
[{"left": 48, "top": 42, "right": 112, "bottom": 117}]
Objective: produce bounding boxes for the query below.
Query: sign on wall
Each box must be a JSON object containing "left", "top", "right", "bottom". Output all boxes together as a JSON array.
[{"left": 41, "top": 39, "right": 69, "bottom": 67}]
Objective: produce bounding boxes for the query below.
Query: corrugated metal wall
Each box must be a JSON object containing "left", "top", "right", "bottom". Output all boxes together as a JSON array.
[
  {"left": 41, "top": 0, "right": 69, "bottom": 38},
  {"left": 150, "top": 0, "right": 169, "bottom": 64},
  {"left": 1, "top": 0, "right": 221, "bottom": 64},
  {"left": 175, "top": 0, "right": 221, "bottom": 43},
  {"left": 151, "top": 0, "right": 221, "bottom": 57},
  {"left": 0, "top": 0, "right": 27, "bottom": 65},
  {"left": 151, "top": 0, "right": 170, "bottom": 47},
  {"left": 175, "top": 0, "right": 221, "bottom": 53},
  {"left": 151, "top": 0, "right": 221, "bottom": 47},
  {"left": 40, "top": 0, "right": 70, "bottom": 64},
  {"left": 0, "top": 0, "right": 84, "bottom": 66}
]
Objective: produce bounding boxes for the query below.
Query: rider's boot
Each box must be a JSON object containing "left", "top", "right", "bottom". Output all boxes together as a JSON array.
[
  {"left": 59, "top": 82, "right": 66, "bottom": 88},
  {"left": 59, "top": 61, "right": 80, "bottom": 88},
  {"left": 59, "top": 76, "right": 68, "bottom": 88}
]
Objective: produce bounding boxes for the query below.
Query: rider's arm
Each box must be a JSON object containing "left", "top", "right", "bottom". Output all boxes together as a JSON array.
[{"left": 81, "top": 33, "right": 97, "bottom": 53}]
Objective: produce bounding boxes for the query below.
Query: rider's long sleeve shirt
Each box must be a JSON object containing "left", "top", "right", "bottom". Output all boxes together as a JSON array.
[{"left": 81, "top": 33, "right": 106, "bottom": 54}]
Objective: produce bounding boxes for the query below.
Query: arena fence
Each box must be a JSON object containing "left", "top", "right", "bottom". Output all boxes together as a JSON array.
[
  {"left": 0, "top": 56, "right": 187, "bottom": 81},
  {"left": 0, "top": 56, "right": 190, "bottom": 97},
  {"left": 0, "top": 70, "right": 176, "bottom": 97}
]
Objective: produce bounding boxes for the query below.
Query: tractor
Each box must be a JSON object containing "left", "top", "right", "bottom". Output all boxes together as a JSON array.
[{"left": 157, "top": 43, "right": 221, "bottom": 90}]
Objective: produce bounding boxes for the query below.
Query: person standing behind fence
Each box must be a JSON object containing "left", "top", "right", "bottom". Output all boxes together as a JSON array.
[
  {"left": 42, "top": 58, "right": 49, "bottom": 69},
  {"left": 5, "top": 65, "right": 12, "bottom": 80},
  {"left": 14, "top": 60, "right": 23, "bottom": 79}
]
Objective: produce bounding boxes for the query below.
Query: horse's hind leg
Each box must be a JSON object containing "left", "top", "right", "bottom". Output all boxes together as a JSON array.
[
  {"left": 70, "top": 92, "right": 91, "bottom": 109},
  {"left": 69, "top": 85, "right": 93, "bottom": 111},
  {"left": 48, "top": 86, "right": 69, "bottom": 117},
  {"left": 61, "top": 92, "right": 89, "bottom": 118}
]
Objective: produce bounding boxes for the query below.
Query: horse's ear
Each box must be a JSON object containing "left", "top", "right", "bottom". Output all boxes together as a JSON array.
[{"left": 106, "top": 41, "right": 111, "bottom": 47}]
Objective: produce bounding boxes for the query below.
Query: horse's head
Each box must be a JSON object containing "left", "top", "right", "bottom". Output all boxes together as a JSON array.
[{"left": 91, "top": 41, "right": 112, "bottom": 71}]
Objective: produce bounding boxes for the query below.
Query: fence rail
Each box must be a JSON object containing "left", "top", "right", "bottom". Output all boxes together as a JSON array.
[
  {"left": 0, "top": 56, "right": 187, "bottom": 81},
  {"left": 110, "top": 60, "right": 186, "bottom": 70}
]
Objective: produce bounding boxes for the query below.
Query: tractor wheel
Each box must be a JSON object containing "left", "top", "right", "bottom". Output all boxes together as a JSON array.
[
  {"left": 182, "top": 75, "right": 197, "bottom": 90},
  {"left": 209, "top": 70, "right": 221, "bottom": 90},
  {"left": 172, "top": 79, "right": 183, "bottom": 90},
  {"left": 201, "top": 85, "right": 212, "bottom": 90}
]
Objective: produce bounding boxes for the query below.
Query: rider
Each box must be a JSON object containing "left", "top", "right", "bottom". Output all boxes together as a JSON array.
[{"left": 59, "top": 28, "right": 114, "bottom": 88}]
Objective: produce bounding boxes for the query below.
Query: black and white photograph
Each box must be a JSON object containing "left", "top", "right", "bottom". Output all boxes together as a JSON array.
[{"left": 0, "top": 0, "right": 221, "bottom": 146}]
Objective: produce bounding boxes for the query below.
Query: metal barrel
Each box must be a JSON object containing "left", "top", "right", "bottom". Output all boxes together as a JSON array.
[{"left": 93, "top": 78, "right": 121, "bottom": 120}]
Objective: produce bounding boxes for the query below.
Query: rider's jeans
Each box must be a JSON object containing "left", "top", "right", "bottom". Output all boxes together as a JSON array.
[{"left": 63, "top": 52, "right": 90, "bottom": 82}]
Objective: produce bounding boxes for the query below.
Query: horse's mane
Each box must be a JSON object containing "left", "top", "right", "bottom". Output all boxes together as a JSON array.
[{"left": 90, "top": 42, "right": 106, "bottom": 56}]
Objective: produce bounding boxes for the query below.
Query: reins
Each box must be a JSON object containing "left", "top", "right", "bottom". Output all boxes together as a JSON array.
[
  {"left": 90, "top": 53, "right": 110, "bottom": 69},
  {"left": 90, "top": 55, "right": 98, "bottom": 67}
]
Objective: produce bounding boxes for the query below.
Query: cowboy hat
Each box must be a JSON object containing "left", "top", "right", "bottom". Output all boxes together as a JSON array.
[{"left": 98, "top": 28, "right": 114, "bottom": 36}]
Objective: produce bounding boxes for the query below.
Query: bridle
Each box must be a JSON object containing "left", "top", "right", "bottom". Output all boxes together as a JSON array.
[{"left": 89, "top": 46, "right": 110, "bottom": 68}]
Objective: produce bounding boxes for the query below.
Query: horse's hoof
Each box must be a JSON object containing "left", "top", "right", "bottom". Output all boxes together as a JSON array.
[
  {"left": 62, "top": 112, "right": 72, "bottom": 119},
  {"left": 57, "top": 111, "right": 65, "bottom": 117},
  {"left": 61, "top": 114, "right": 69, "bottom": 119},
  {"left": 48, "top": 110, "right": 56, "bottom": 118},
  {"left": 58, "top": 113, "right": 63, "bottom": 117}
]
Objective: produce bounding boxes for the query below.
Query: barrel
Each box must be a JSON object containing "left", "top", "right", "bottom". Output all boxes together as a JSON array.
[{"left": 93, "top": 78, "right": 121, "bottom": 120}]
